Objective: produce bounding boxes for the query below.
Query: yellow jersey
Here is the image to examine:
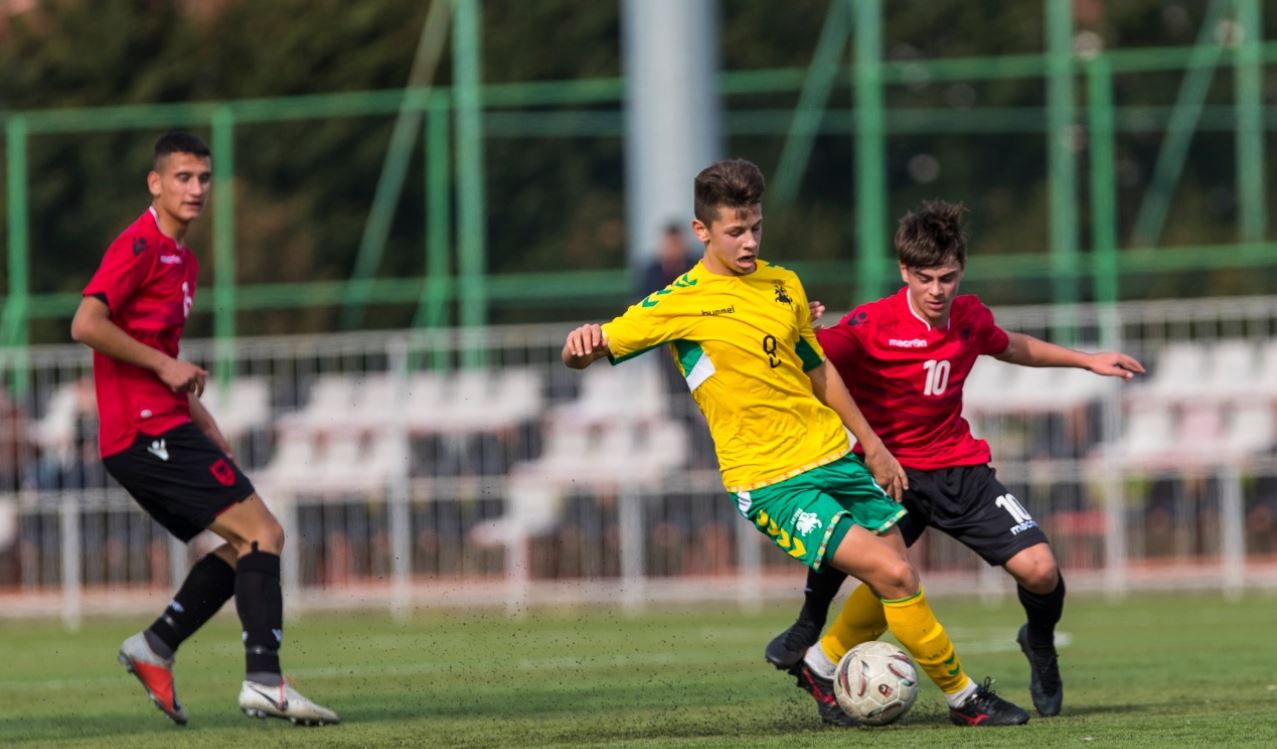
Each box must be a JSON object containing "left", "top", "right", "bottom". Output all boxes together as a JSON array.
[{"left": 601, "top": 260, "right": 850, "bottom": 492}]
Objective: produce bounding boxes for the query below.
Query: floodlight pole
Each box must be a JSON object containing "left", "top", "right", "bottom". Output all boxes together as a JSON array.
[{"left": 622, "top": 0, "right": 722, "bottom": 276}]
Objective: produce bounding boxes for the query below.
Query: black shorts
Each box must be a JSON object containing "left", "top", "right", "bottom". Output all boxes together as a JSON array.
[
  {"left": 103, "top": 423, "right": 256, "bottom": 542},
  {"left": 895, "top": 464, "right": 1049, "bottom": 566}
]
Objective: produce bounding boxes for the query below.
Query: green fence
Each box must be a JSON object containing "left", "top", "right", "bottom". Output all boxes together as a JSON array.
[{"left": 3, "top": 0, "right": 1276, "bottom": 391}]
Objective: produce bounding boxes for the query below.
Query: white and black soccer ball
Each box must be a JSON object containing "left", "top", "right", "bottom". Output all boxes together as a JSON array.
[{"left": 832, "top": 641, "right": 919, "bottom": 726}]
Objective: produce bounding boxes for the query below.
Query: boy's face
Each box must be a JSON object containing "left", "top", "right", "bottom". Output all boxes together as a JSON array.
[
  {"left": 693, "top": 203, "right": 763, "bottom": 276},
  {"left": 899, "top": 259, "right": 963, "bottom": 326},
  {"left": 148, "top": 152, "right": 211, "bottom": 227}
]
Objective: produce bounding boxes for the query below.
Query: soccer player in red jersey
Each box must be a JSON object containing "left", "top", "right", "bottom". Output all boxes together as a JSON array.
[
  {"left": 71, "top": 131, "right": 338, "bottom": 726},
  {"left": 764, "top": 201, "right": 1144, "bottom": 719}
]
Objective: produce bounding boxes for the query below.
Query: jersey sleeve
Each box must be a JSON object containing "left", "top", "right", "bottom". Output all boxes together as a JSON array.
[
  {"left": 83, "top": 232, "right": 156, "bottom": 313},
  {"left": 601, "top": 291, "right": 697, "bottom": 364},
  {"left": 973, "top": 300, "right": 1011, "bottom": 355},
  {"left": 791, "top": 274, "right": 825, "bottom": 371}
]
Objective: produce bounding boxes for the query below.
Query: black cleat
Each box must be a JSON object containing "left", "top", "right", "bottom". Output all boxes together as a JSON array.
[
  {"left": 765, "top": 618, "right": 822, "bottom": 671},
  {"left": 1017, "top": 624, "right": 1063, "bottom": 716},
  {"left": 949, "top": 678, "right": 1031, "bottom": 726},
  {"left": 788, "top": 661, "right": 859, "bottom": 728}
]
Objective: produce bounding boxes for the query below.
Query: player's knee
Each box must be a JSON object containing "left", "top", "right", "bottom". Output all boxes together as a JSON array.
[
  {"left": 263, "top": 520, "right": 285, "bottom": 553},
  {"left": 1017, "top": 559, "right": 1059, "bottom": 594},
  {"left": 871, "top": 559, "right": 919, "bottom": 600}
]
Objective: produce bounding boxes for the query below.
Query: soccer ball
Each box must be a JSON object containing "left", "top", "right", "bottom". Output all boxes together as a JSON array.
[{"left": 832, "top": 641, "right": 919, "bottom": 726}]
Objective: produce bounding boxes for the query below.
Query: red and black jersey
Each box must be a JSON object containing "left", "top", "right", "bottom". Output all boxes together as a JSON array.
[
  {"left": 83, "top": 208, "right": 199, "bottom": 457},
  {"left": 817, "top": 288, "right": 1010, "bottom": 470}
]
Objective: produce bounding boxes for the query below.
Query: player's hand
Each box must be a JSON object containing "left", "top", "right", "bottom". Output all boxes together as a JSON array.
[
  {"left": 808, "top": 300, "right": 827, "bottom": 329},
  {"left": 563, "top": 324, "right": 608, "bottom": 367},
  {"left": 159, "top": 358, "right": 208, "bottom": 396},
  {"left": 862, "top": 442, "right": 908, "bottom": 502},
  {"left": 1085, "top": 352, "right": 1145, "bottom": 380}
]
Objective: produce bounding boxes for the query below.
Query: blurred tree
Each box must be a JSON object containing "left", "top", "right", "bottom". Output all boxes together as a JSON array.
[{"left": 0, "top": 0, "right": 1272, "bottom": 342}]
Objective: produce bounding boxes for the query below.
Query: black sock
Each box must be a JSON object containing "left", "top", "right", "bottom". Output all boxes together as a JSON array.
[
  {"left": 235, "top": 548, "right": 284, "bottom": 685},
  {"left": 798, "top": 565, "right": 847, "bottom": 629},
  {"left": 1018, "top": 573, "right": 1066, "bottom": 652},
  {"left": 145, "top": 552, "right": 236, "bottom": 659}
]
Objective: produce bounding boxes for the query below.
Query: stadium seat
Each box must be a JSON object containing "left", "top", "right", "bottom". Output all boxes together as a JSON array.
[
  {"left": 1257, "top": 340, "right": 1277, "bottom": 398},
  {"left": 552, "top": 358, "right": 667, "bottom": 426},
  {"left": 276, "top": 374, "right": 359, "bottom": 432},
  {"left": 29, "top": 382, "right": 84, "bottom": 464},
  {"left": 255, "top": 431, "right": 322, "bottom": 493},
  {"left": 406, "top": 367, "right": 543, "bottom": 434},
  {"left": 473, "top": 417, "right": 691, "bottom": 546},
  {"left": 1222, "top": 403, "right": 1276, "bottom": 457},
  {"left": 1138, "top": 342, "right": 1208, "bottom": 403},
  {"left": 1203, "top": 340, "right": 1258, "bottom": 401},
  {"left": 198, "top": 377, "right": 271, "bottom": 442},
  {"left": 1096, "top": 402, "right": 1179, "bottom": 467}
]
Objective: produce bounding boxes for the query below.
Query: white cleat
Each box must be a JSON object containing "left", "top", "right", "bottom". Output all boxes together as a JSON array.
[
  {"left": 118, "top": 632, "right": 188, "bottom": 726},
  {"left": 238, "top": 679, "right": 341, "bottom": 726}
]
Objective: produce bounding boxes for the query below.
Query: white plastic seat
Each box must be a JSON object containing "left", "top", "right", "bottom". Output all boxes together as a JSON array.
[
  {"left": 1203, "top": 340, "right": 1259, "bottom": 401},
  {"left": 255, "top": 433, "right": 322, "bottom": 492},
  {"left": 553, "top": 358, "right": 668, "bottom": 426},
  {"left": 1098, "top": 403, "right": 1178, "bottom": 467},
  {"left": 30, "top": 383, "right": 81, "bottom": 463},
  {"left": 1255, "top": 341, "right": 1277, "bottom": 399},
  {"left": 276, "top": 375, "right": 358, "bottom": 432},
  {"left": 1141, "top": 343, "right": 1208, "bottom": 402},
  {"left": 1223, "top": 404, "right": 1275, "bottom": 456},
  {"left": 200, "top": 377, "right": 271, "bottom": 442}
]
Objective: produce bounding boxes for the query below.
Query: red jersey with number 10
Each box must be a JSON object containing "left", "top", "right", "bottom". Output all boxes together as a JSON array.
[
  {"left": 82, "top": 208, "right": 198, "bottom": 457},
  {"left": 816, "top": 288, "right": 1010, "bottom": 471}
]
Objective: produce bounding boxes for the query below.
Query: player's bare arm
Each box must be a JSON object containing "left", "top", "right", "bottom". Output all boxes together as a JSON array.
[
  {"left": 71, "top": 295, "right": 207, "bottom": 395},
  {"left": 995, "top": 331, "right": 1145, "bottom": 381},
  {"left": 188, "top": 393, "right": 234, "bottom": 459},
  {"left": 806, "top": 359, "right": 908, "bottom": 500},
  {"left": 561, "top": 323, "right": 612, "bottom": 369}
]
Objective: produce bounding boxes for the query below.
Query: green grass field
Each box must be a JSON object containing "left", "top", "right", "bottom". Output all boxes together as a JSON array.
[{"left": 3, "top": 592, "right": 1276, "bottom": 748}]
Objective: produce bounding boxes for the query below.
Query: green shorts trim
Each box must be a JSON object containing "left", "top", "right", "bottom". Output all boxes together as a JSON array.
[
  {"left": 731, "top": 454, "right": 907, "bottom": 571},
  {"left": 822, "top": 515, "right": 854, "bottom": 566}
]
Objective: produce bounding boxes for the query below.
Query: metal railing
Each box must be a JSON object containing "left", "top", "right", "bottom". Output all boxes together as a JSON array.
[{"left": 1, "top": 295, "right": 1275, "bottom": 626}]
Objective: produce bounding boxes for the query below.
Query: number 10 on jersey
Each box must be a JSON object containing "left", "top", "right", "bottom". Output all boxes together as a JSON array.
[{"left": 922, "top": 359, "right": 950, "bottom": 396}]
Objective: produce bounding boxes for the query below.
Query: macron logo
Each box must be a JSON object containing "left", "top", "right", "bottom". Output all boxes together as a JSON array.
[
  {"left": 147, "top": 439, "right": 169, "bottom": 462},
  {"left": 888, "top": 338, "right": 928, "bottom": 348},
  {"left": 158, "top": 254, "right": 183, "bottom": 265}
]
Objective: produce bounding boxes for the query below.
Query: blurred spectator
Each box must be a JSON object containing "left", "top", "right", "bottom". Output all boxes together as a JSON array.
[
  {"left": 637, "top": 221, "right": 698, "bottom": 297},
  {"left": 0, "top": 387, "right": 29, "bottom": 493}
]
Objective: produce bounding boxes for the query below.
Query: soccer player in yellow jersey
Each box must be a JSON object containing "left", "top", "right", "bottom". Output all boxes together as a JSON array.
[{"left": 562, "top": 159, "right": 1029, "bottom": 727}]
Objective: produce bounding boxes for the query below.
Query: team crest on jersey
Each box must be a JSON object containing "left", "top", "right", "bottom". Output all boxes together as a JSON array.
[
  {"left": 793, "top": 509, "right": 822, "bottom": 536},
  {"left": 773, "top": 281, "right": 792, "bottom": 306},
  {"left": 846, "top": 311, "right": 868, "bottom": 326},
  {"left": 132, "top": 237, "right": 147, "bottom": 255}
]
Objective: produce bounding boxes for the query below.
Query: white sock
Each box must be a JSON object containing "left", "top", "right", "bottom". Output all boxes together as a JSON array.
[
  {"left": 944, "top": 676, "right": 977, "bottom": 708},
  {"left": 802, "top": 643, "right": 837, "bottom": 680}
]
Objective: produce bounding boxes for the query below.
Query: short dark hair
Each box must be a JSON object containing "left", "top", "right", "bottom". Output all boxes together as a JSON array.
[
  {"left": 895, "top": 200, "right": 968, "bottom": 269},
  {"left": 153, "top": 130, "right": 210, "bottom": 168},
  {"left": 694, "top": 159, "right": 765, "bottom": 226}
]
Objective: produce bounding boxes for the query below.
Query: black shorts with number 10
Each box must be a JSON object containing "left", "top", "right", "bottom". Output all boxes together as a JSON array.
[
  {"left": 103, "top": 422, "right": 256, "bottom": 542},
  {"left": 895, "top": 464, "right": 1049, "bottom": 565}
]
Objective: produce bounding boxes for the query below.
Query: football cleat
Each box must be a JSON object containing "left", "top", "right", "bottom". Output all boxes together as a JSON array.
[
  {"left": 117, "top": 632, "right": 187, "bottom": 726},
  {"left": 238, "top": 678, "right": 341, "bottom": 726},
  {"left": 788, "top": 661, "right": 859, "bottom": 728},
  {"left": 1017, "top": 624, "right": 1063, "bottom": 716},
  {"left": 765, "top": 618, "right": 823, "bottom": 671},
  {"left": 949, "top": 677, "right": 1030, "bottom": 726}
]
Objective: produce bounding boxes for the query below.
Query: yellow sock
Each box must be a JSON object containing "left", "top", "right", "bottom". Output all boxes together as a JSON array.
[
  {"left": 819, "top": 583, "right": 887, "bottom": 663},
  {"left": 881, "top": 588, "right": 972, "bottom": 696}
]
